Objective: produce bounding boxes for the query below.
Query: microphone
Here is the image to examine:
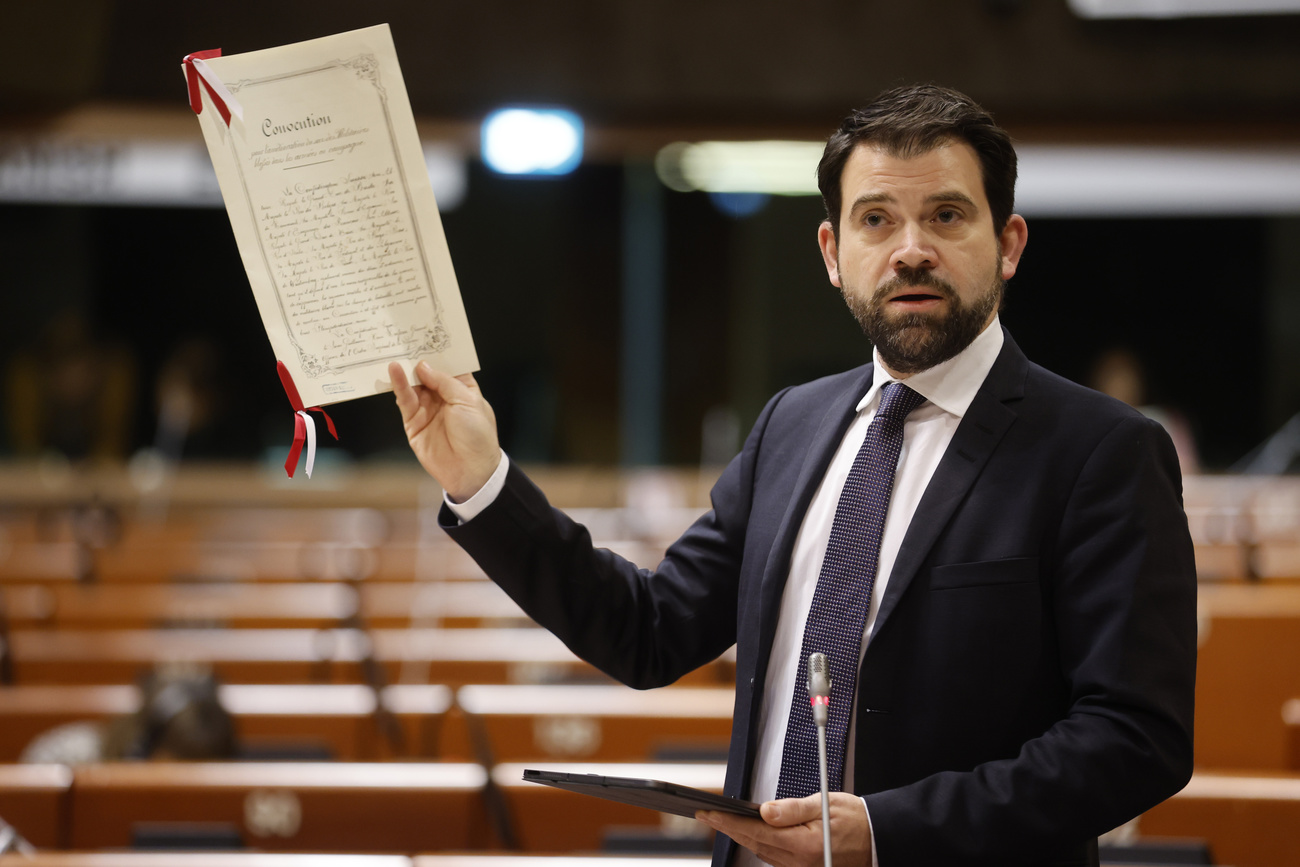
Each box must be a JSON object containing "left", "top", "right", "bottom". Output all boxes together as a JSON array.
[
  {"left": 807, "top": 651, "right": 831, "bottom": 725},
  {"left": 807, "top": 652, "right": 832, "bottom": 867}
]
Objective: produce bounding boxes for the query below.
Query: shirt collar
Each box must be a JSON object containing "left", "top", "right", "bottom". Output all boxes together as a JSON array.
[{"left": 856, "top": 315, "right": 1005, "bottom": 419}]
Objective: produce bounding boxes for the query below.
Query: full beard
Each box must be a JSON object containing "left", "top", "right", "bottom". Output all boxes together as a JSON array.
[{"left": 842, "top": 263, "right": 1004, "bottom": 375}]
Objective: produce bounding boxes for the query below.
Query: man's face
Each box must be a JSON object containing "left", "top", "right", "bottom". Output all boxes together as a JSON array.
[{"left": 817, "top": 141, "right": 1028, "bottom": 376}]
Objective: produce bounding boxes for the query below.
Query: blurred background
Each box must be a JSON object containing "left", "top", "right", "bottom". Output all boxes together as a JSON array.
[
  {"left": 3, "top": 4, "right": 1300, "bottom": 864},
  {"left": 3, "top": 0, "right": 1299, "bottom": 474}
]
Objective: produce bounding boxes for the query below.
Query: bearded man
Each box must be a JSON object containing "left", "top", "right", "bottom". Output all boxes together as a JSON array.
[{"left": 390, "top": 85, "right": 1196, "bottom": 867}]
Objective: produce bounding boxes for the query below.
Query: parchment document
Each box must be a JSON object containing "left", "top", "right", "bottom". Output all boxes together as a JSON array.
[{"left": 190, "top": 24, "right": 477, "bottom": 407}]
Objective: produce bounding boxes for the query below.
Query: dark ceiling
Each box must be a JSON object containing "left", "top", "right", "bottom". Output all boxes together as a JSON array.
[{"left": 5, "top": 0, "right": 1300, "bottom": 137}]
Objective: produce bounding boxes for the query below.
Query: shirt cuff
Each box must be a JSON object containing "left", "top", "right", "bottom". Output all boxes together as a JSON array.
[
  {"left": 443, "top": 451, "right": 509, "bottom": 523},
  {"left": 862, "top": 797, "right": 878, "bottom": 867}
]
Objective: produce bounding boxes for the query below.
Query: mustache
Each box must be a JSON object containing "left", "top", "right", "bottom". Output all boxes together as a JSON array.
[{"left": 872, "top": 267, "right": 957, "bottom": 304}]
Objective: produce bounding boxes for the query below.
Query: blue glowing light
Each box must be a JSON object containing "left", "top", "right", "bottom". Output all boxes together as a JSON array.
[
  {"left": 482, "top": 108, "right": 584, "bottom": 176},
  {"left": 709, "top": 191, "right": 771, "bottom": 219}
]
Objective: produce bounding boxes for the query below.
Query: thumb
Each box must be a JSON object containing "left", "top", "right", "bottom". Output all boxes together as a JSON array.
[
  {"left": 760, "top": 794, "right": 823, "bottom": 828},
  {"left": 414, "top": 361, "right": 474, "bottom": 402}
]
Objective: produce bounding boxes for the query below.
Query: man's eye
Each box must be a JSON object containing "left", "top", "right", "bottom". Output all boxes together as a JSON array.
[
  {"left": 936, "top": 210, "right": 958, "bottom": 223},
  {"left": 864, "top": 214, "right": 884, "bottom": 227}
]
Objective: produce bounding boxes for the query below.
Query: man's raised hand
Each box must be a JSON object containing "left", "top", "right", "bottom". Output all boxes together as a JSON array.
[{"left": 388, "top": 360, "right": 501, "bottom": 502}]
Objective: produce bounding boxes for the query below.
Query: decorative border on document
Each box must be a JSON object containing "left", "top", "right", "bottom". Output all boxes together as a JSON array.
[{"left": 224, "top": 54, "right": 450, "bottom": 378}]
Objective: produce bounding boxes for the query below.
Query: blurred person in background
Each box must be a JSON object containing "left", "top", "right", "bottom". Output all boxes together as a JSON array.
[
  {"left": 21, "top": 664, "right": 237, "bottom": 764},
  {"left": 1088, "top": 346, "right": 1200, "bottom": 475},
  {"left": 5, "top": 308, "right": 136, "bottom": 463}
]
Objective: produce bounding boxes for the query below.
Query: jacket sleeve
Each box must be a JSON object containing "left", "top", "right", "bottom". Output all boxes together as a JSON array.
[
  {"left": 440, "top": 388, "right": 789, "bottom": 690},
  {"left": 866, "top": 414, "right": 1198, "bottom": 865}
]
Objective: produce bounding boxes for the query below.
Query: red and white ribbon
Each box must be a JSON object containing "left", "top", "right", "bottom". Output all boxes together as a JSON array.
[
  {"left": 278, "top": 362, "right": 339, "bottom": 479},
  {"left": 298, "top": 411, "right": 318, "bottom": 477},
  {"left": 182, "top": 49, "right": 244, "bottom": 127}
]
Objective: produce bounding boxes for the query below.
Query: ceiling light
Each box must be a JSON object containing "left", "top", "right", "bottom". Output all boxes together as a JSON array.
[
  {"left": 656, "top": 141, "right": 824, "bottom": 195},
  {"left": 481, "top": 108, "right": 583, "bottom": 176},
  {"left": 1068, "top": 0, "right": 1300, "bottom": 18}
]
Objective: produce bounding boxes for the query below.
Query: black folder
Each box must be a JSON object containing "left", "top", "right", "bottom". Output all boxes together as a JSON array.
[{"left": 522, "top": 768, "right": 761, "bottom": 819}]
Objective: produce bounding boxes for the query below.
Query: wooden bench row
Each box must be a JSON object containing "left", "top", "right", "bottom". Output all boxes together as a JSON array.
[
  {"left": 3, "top": 561, "right": 1298, "bottom": 772},
  {"left": 0, "top": 539, "right": 488, "bottom": 584},
  {"left": 1, "top": 581, "right": 534, "bottom": 629},
  {"left": 0, "top": 761, "right": 726, "bottom": 853},
  {"left": 9, "top": 583, "right": 1300, "bottom": 770},
  {"left": 1194, "top": 584, "right": 1300, "bottom": 769},
  {"left": 1, "top": 628, "right": 736, "bottom": 690},
  {"left": 13, "top": 673, "right": 1300, "bottom": 775},
  {"left": 1141, "top": 772, "right": 1300, "bottom": 867},
  {"left": 6, "top": 533, "right": 1298, "bottom": 585},
  {"left": 0, "top": 534, "right": 670, "bottom": 585},
  {"left": 0, "top": 684, "right": 735, "bottom": 764},
  {"left": 2, "top": 762, "right": 1296, "bottom": 865},
  {"left": 15, "top": 569, "right": 1300, "bottom": 636},
  {"left": 0, "top": 856, "right": 711, "bottom": 867}
]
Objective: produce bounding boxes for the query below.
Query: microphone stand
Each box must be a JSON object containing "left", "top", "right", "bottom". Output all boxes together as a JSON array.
[
  {"left": 816, "top": 713, "right": 832, "bottom": 867},
  {"left": 808, "top": 652, "right": 833, "bottom": 867}
]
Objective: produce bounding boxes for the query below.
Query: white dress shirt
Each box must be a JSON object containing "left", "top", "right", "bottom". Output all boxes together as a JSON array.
[{"left": 448, "top": 318, "right": 1006, "bottom": 866}]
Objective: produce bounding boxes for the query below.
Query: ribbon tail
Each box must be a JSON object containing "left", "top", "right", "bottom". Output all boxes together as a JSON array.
[
  {"left": 190, "top": 56, "right": 244, "bottom": 126},
  {"left": 301, "top": 411, "right": 318, "bottom": 479},
  {"left": 181, "top": 49, "right": 222, "bottom": 117},
  {"left": 285, "top": 412, "right": 307, "bottom": 478},
  {"left": 307, "top": 406, "right": 339, "bottom": 440},
  {"left": 185, "top": 63, "right": 203, "bottom": 115},
  {"left": 277, "top": 361, "right": 306, "bottom": 412},
  {"left": 201, "top": 77, "right": 232, "bottom": 127}
]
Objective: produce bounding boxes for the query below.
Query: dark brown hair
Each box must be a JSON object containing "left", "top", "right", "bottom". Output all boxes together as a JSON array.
[{"left": 818, "top": 85, "right": 1018, "bottom": 238}]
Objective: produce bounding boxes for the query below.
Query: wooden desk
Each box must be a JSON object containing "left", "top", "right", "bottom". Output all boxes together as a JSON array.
[
  {"left": 0, "top": 539, "right": 482, "bottom": 584},
  {"left": 0, "top": 461, "right": 722, "bottom": 514},
  {"left": 1194, "top": 584, "right": 1300, "bottom": 769},
  {"left": 0, "top": 763, "right": 72, "bottom": 849},
  {"left": 1, "top": 583, "right": 360, "bottom": 629},
  {"left": 412, "top": 859, "right": 709, "bottom": 867},
  {"left": 7, "top": 628, "right": 365, "bottom": 685},
  {"left": 1285, "top": 698, "right": 1300, "bottom": 771},
  {"left": 4, "top": 628, "right": 606, "bottom": 687},
  {"left": 68, "top": 762, "right": 490, "bottom": 852},
  {"left": 0, "top": 684, "right": 455, "bottom": 763},
  {"left": 361, "top": 582, "right": 530, "bottom": 629},
  {"left": 0, "top": 685, "right": 137, "bottom": 761},
  {"left": 1140, "top": 772, "right": 1300, "bottom": 867},
  {"left": 0, "top": 579, "right": 541, "bottom": 630},
  {"left": 0, "top": 856, "right": 411, "bottom": 867},
  {"left": 0, "top": 538, "right": 679, "bottom": 586},
  {"left": 489, "top": 762, "right": 724, "bottom": 853},
  {"left": 442, "top": 686, "right": 733, "bottom": 763}
]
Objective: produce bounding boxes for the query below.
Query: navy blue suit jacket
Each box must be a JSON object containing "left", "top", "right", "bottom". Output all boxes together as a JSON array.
[{"left": 444, "top": 330, "right": 1197, "bottom": 866}]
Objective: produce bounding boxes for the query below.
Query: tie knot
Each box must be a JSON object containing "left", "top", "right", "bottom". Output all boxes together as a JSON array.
[{"left": 876, "top": 382, "right": 925, "bottom": 428}]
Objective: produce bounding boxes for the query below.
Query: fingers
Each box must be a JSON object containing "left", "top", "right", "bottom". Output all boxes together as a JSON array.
[
  {"left": 698, "top": 810, "right": 816, "bottom": 867},
  {"left": 698, "top": 793, "right": 871, "bottom": 867},
  {"left": 388, "top": 361, "right": 409, "bottom": 391},
  {"left": 388, "top": 361, "right": 421, "bottom": 423},
  {"left": 412, "top": 361, "right": 476, "bottom": 404},
  {"left": 696, "top": 812, "right": 773, "bottom": 855},
  {"left": 390, "top": 361, "right": 479, "bottom": 422}
]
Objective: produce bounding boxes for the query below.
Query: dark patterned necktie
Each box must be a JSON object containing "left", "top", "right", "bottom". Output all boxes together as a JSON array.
[{"left": 775, "top": 381, "right": 926, "bottom": 798}]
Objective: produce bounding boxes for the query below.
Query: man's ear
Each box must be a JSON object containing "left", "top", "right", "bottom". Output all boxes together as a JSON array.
[
  {"left": 999, "top": 214, "right": 1029, "bottom": 281},
  {"left": 817, "top": 220, "right": 841, "bottom": 288}
]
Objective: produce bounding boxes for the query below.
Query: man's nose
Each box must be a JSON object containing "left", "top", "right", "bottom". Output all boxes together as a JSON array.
[{"left": 893, "top": 222, "right": 935, "bottom": 271}]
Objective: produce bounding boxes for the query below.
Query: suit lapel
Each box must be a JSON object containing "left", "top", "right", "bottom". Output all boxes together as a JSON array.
[
  {"left": 754, "top": 366, "right": 875, "bottom": 675},
  {"left": 869, "top": 332, "right": 1029, "bottom": 640}
]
